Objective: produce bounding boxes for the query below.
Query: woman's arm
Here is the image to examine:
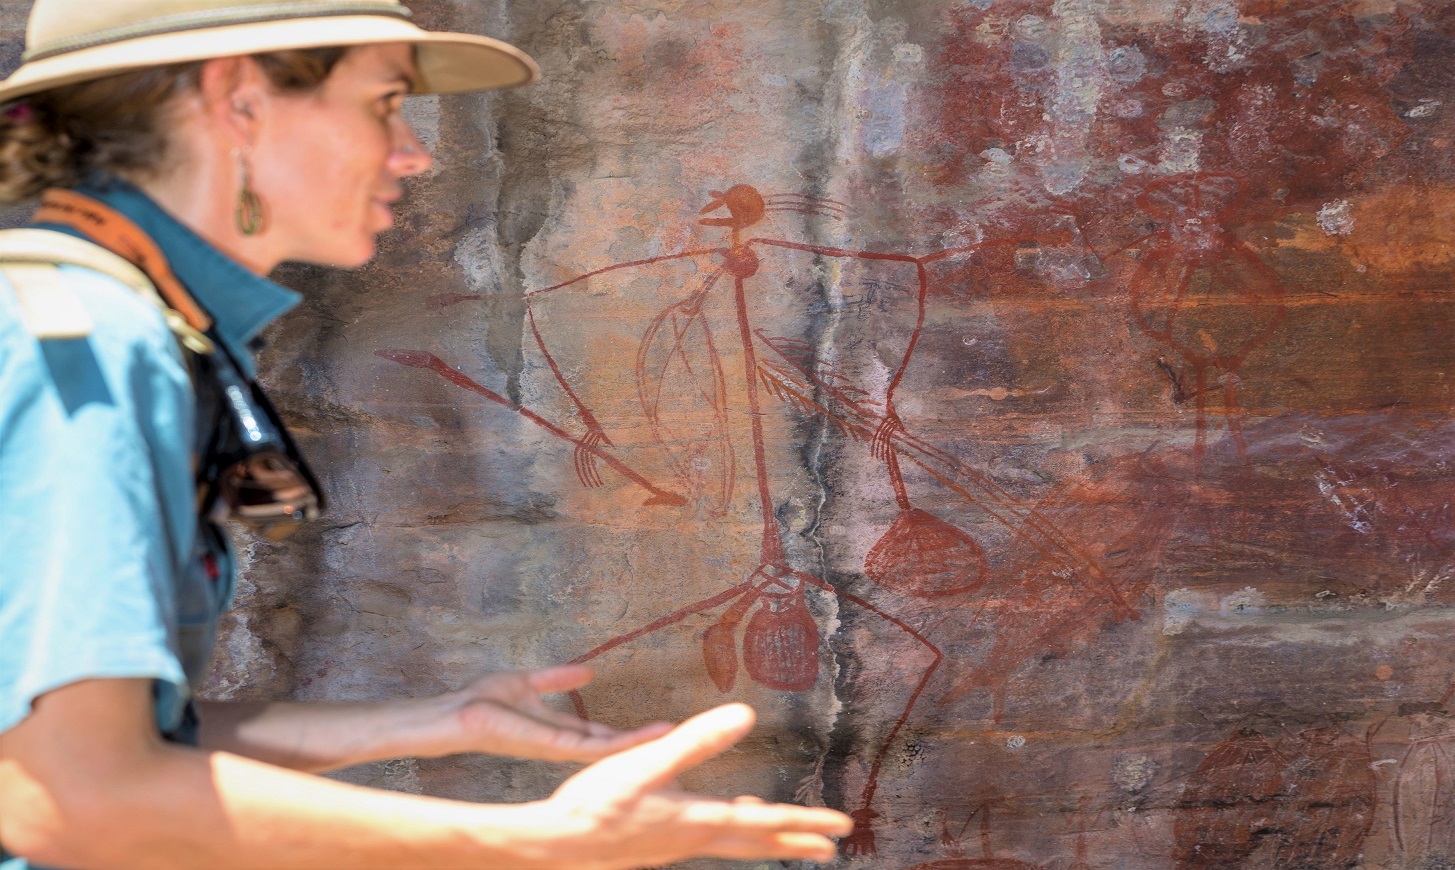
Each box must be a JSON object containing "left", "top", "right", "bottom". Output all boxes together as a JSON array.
[
  {"left": 0, "top": 678, "right": 850, "bottom": 870},
  {"left": 196, "top": 665, "right": 670, "bottom": 772}
]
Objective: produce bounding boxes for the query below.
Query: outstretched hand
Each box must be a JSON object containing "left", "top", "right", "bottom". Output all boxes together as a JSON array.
[
  {"left": 442, "top": 665, "right": 672, "bottom": 763},
  {"left": 526, "top": 703, "right": 853, "bottom": 869}
]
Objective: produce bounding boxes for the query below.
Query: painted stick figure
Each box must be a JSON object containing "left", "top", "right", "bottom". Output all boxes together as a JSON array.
[{"left": 385, "top": 184, "right": 1153, "bottom": 854}]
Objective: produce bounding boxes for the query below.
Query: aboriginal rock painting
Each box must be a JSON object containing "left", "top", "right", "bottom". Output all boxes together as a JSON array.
[
  {"left": 379, "top": 171, "right": 1246, "bottom": 850},
  {"left": 383, "top": 183, "right": 1143, "bottom": 852},
  {"left": 916, "top": 0, "right": 1420, "bottom": 471},
  {"left": 361, "top": 0, "right": 1455, "bottom": 866},
  {"left": 1174, "top": 725, "right": 1376, "bottom": 868},
  {"left": 900, "top": 800, "right": 1093, "bottom": 869}
]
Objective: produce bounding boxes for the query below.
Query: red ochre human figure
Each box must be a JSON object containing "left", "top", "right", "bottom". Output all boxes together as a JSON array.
[
  {"left": 1173, "top": 724, "right": 1373, "bottom": 869},
  {"left": 1388, "top": 700, "right": 1455, "bottom": 863},
  {"left": 1107, "top": 173, "right": 1287, "bottom": 469},
  {"left": 379, "top": 183, "right": 1153, "bottom": 855},
  {"left": 1356, "top": 678, "right": 1455, "bottom": 865}
]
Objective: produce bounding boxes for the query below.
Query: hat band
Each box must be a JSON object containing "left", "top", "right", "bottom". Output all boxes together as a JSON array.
[{"left": 23, "top": 2, "right": 413, "bottom": 63}]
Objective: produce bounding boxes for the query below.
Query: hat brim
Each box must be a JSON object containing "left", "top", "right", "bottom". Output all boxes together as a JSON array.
[{"left": 0, "top": 15, "right": 538, "bottom": 104}]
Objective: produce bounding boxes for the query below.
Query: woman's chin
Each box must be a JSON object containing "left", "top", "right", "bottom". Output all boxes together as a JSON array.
[{"left": 293, "top": 238, "right": 378, "bottom": 269}]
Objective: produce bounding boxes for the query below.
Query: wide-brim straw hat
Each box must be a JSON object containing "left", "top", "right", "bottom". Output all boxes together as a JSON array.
[{"left": 0, "top": 0, "right": 539, "bottom": 104}]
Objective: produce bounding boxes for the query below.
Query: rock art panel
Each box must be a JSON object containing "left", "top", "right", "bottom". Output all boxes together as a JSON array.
[{"left": 3, "top": 0, "right": 1453, "bottom": 867}]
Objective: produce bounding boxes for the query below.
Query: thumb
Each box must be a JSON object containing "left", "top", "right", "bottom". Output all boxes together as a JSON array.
[{"left": 585, "top": 703, "right": 757, "bottom": 792}]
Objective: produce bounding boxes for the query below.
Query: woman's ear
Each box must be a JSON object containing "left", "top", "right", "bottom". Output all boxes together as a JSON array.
[{"left": 196, "top": 55, "right": 271, "bottom": 149}]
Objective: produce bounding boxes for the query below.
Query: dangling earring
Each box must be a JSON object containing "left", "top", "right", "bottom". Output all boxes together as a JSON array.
[{"left": 234, "top": 147, "right": 265, "bottom": 236}]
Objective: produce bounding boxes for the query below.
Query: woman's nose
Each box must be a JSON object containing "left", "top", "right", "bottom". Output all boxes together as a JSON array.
[{"left": 391, "top": 119, "right": 433, "bottom": 176}]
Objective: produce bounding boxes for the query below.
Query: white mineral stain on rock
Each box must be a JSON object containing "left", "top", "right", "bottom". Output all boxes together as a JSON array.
[
  {"left": 1318, "top": 200, "right": 1356, "bottom": 236},
  {"left": 206, "top": 540, "right": 269, "bottom": 700},
  {"left": 1106, "top": 44, "right": 1147, "bottom": 84},
  {"left": 1159, "top": 129, "right": 1204, "bottom": 174},
  {"left": 1407, "top": 99, "right": 1442, "bottom": 119},
  {"left": 1314, "top": 469, "right": 1375, "bottom": 534},
  {"left": 1117, "top": 154, "right": 1150, "bottom": 175},
  {"left": 1162, "top": 586, "right": 1215, "bottom": 634},
  {"left": 1113, "top": 754, "right": 1158, "bottom": 791},
  {"left": 1161, "top": 613, "right": 1190, "bottom": 635},
  {"left": 855, "top": 39, "right": 924, "bottom": 159},
  {"left": 1034, "top": 0, "right": 1107, "bottom": 196},
  {"left": 381, "top": 757, "right": 423, "bottom": 795},
  {"left": 454, "top": 226, "right": 504, "bottom": 294},
  {"left": 894, "top": 43, "right": 924, "bottom": 64},
  {"left": 1014, "top": 14, "right": 1049, "bottom": 40},
  {"left": 1220, "top": 587, "right": 1266, "bottom": 616},
  {"left": 1179, "top": 0, "right": 1248, "bottom": 69}
]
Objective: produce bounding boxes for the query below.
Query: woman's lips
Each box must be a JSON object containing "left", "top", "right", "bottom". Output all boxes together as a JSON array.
[{"left": 374, "top": 198, "right": 396, "bottom": 229}]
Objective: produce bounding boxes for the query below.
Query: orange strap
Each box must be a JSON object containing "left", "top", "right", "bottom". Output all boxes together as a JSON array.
[{"left": 34, "top": 188, "right": 213, "bottom": 332}]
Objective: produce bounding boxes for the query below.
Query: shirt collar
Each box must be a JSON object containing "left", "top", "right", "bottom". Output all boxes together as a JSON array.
[{"left": 63, "top": 175, "right": 301, "bottom": 378}]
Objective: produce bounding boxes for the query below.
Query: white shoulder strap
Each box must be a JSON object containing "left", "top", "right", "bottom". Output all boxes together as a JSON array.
[
  {"left": 0, "top": 228, "right": 213, "bottom": 353},
  {"left": 3, "top": 259, "right": 93, "bottom": 340}
]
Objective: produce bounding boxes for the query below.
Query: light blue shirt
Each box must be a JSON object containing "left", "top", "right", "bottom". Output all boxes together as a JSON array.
[{"left": 0, "top": 177, "right": 300, "bottom": 868}]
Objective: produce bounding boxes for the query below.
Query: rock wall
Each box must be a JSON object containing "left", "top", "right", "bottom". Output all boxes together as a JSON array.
[{"left": 9, "top": 1, "right": 1455, "bottom": 867}]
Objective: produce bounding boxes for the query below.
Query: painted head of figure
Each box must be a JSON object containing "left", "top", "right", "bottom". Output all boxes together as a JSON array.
[{"left": 0, "top": 0, "right": 539, "bottom": 273}]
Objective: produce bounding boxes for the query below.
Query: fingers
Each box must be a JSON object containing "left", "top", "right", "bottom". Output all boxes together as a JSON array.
[
  {"left": 640, "top": 703, "right": 758, "bottom": 789},
  {"left": 684, "top": 797, "right": 853, "bottom": 838},
  {"left": 467, "top": 665, "right": 665, "bottom": 738},
  {"left": 522, "top": 664, "right": 596, "bottom": 694},
  {"left": 582, "top": 703, "right": 758, "bottom": 791},
  {"left": 678, "top": 800, "right": 852, "bottom": 864},
  {"left": 536, "top": 702, "right": 664, "bottom": 744},
  {"left": 547, "top": 707, "right": 854, "bottom": 865},
  {"left": 498, "top": 707, "right": 674, "bottom": 763},
  {"left": 554, "top": 721, "right": 676, "bottom": 763},
  {"left": 524, "top": 702, "right": 673, "bottom": 761},
  {"left": 707, "top": 831, "right": 841, "bottom": 863},
  {"left": 614, "top": 720, "right": 676, "bottom": 745}
]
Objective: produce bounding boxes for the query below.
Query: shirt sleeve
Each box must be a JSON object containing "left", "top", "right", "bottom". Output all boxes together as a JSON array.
[{"left": 0, "top": 264, "right": 197, "bottom": 736}]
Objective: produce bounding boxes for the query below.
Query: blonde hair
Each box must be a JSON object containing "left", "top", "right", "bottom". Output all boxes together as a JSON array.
[{"left": 0, "top": 47, "right": 346, "bottom": 204}]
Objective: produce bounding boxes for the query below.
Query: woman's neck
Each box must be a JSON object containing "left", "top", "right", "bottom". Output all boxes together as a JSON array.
[{"left": 132, "top": 150, "right": 282, "bottom": 277}]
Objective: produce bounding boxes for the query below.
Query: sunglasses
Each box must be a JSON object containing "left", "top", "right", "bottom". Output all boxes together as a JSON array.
[{"left": 201, "top": 337, "right": 324, "bottom": 541}]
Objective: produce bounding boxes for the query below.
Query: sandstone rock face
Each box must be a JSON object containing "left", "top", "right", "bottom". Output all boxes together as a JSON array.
[{"left": 9, "top": 1, "right": 1455, "bottom": 866}]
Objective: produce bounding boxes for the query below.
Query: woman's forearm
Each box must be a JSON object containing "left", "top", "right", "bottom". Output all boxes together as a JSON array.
[
  {"left": 195, "top": 696, "right": 462, "bottom": 772},
  {"left": 3, "top": 679, "right": 850, "bottom": 869},
  {"left": 46, "top": 743, "right": 569, "bottom": 870},
  {"left": 3, "top": 681, "right": 568, "bottom": 869},
  {"left": 198, "top": 667, "right": 678, "bottom": 772}
]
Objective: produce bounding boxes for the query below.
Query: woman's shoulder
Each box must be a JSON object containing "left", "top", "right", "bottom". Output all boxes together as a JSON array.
[
  {"left": 0, "top": 261, "right": 190, "bottom": 415},
  {"left": 0, "top": 260, "right": 180, "bottom": 356}
]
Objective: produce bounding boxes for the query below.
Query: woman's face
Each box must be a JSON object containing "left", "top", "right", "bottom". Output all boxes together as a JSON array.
[{"left": 252, "top": 43, "right": 432, "bottom": 268}]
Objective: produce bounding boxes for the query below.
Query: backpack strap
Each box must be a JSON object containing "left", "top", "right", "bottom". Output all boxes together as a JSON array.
[{"left": 0, "top": 227, "right": 214, "bottom": 354}]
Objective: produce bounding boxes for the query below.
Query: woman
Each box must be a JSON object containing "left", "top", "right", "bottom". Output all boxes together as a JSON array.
[{"left": 0, "top": 1, "right": 851, "bottom": 867}]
